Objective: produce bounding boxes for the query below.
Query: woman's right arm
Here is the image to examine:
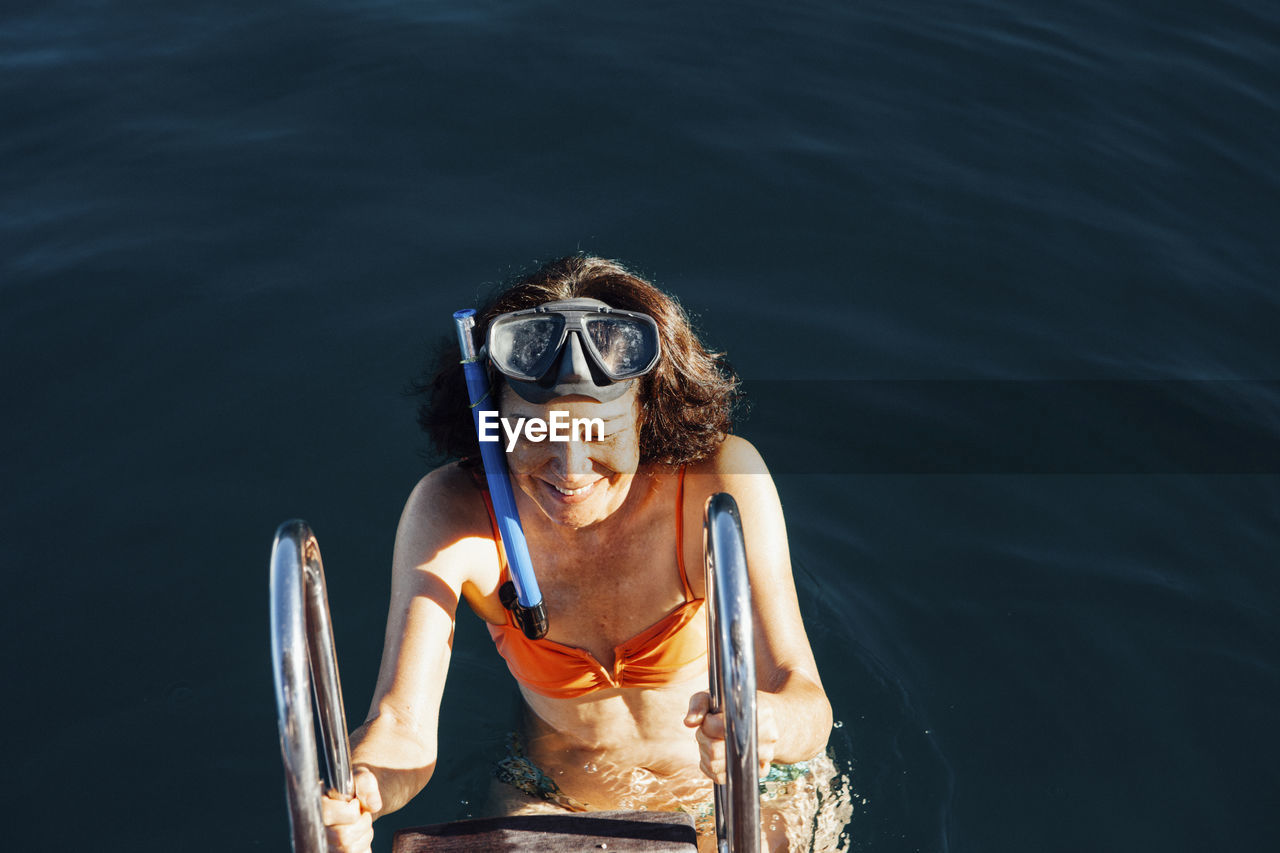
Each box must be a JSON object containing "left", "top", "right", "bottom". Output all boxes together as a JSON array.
[{"left": 323, "top": 465, "right": 495, "bottom": 848}]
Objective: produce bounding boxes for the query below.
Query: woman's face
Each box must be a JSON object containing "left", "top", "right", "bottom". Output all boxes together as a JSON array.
[{"left": 499, "top": 383, "right": 642, "bottom": 529}]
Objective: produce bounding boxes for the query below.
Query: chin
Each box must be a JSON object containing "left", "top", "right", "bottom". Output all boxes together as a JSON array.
[{"left": 549, "top": 509, "right": 597, "bottom": 529}]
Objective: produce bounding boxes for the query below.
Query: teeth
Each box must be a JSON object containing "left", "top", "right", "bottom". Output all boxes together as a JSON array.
[{"left": 553, "top": 482, "right": 593, "bottom": 496}]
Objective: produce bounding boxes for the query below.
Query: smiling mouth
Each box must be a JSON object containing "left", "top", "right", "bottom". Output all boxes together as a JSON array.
[{"left": 544, "top": 479, "right": 598, "bottom": 500}]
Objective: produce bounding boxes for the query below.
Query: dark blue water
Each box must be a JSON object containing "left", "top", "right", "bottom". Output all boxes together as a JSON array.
[{"left": 4, "top": 1, "right": 1277, "bottom": 850}]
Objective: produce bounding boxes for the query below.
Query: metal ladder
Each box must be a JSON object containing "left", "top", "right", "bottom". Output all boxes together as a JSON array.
[
  {"left": 704, "top": 493, "right": 763, "bottom": 853},
  {"left": 269, "top": 494, "right": 761, "bottom": 853},
  {"left": 270, "top": 521, "right": 353, "bottom": 853}
]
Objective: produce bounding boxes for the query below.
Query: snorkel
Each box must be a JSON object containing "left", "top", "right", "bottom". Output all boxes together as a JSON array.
[{"left": 454, "top": 309, "right": 548, "bottom": 640}]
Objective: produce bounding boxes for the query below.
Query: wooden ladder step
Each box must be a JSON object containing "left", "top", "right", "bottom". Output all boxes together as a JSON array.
[{"left": 392, "top": 809, "right": 698, "bottom": 852}]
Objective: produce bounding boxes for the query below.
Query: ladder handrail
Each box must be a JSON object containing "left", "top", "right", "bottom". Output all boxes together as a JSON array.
[
  {"left": 270, "top": 520, "right": 353, "bottom": 853},
  {"left": 703, "top": 493, "right": 762, "bottom": 853}
]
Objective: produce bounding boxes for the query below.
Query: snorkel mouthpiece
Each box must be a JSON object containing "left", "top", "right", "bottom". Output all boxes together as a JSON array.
[
  {"left": 500, "top": 582, "right": 550, "bottom": 640},
  {"left": 453, "top": 308, "right": 548, "bottom": 639}
]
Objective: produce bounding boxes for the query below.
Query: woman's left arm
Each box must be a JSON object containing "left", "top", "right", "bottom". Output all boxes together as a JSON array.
[{"left": 684, "top": 436, "right": 833, "bottom": 780}]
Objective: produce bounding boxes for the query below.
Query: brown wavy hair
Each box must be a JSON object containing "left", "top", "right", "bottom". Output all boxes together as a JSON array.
[{"left": 414, "top": 254, "right": 741, "bottom": 466}]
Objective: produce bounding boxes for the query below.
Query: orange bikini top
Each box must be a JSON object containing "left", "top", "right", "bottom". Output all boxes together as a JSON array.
[{"left": 477, "top": 467, "right": 707, "bottom": 698}]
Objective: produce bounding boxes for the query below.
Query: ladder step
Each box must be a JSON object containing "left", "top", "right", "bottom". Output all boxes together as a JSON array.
[{"left": 392, "top": 809, "right": 698, "bottom": 852}]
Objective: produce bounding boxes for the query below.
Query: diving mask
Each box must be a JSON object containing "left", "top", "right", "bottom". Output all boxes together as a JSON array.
[{"left": 486, "top": 298, "right": 661, "bottom": 403}]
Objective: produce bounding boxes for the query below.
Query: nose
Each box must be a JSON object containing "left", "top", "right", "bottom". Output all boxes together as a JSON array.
[{"left": 548, "top": 434, "right": 595, "bottom": 481}]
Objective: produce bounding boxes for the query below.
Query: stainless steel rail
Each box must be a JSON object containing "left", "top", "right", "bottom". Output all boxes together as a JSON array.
[
  {"left": 270, "top": 520, "right": 354, "bottom": 853},
  {"left": 703, "top": 494, "right": 762, "bottom": 853}
]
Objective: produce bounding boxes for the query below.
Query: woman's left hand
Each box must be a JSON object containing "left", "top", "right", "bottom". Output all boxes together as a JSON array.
[{"left": 684, "top": 691, "right": 779, "bottom": 785}]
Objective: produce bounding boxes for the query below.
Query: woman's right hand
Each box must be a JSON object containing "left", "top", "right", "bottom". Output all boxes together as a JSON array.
[{"left": 320, "top": 767, "right": 381, "bottom": 853}]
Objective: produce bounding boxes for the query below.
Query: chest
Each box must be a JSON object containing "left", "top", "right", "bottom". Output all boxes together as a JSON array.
[{"left": 544, "top": 538, "right": 686, "bottom": 647}]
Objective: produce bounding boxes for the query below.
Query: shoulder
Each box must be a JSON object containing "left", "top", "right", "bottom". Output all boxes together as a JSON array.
[
  {"left": 678, "top": 436, "right": 784, "bottom": 561},
  {"left": 700, "top": 434, "right": 769, "bottom": 475},
  {"left": 394, "top": 461, "right": 501, "bottom": 593},
  {"left": 684, "top": 436, "right": 787, "bottom": 548},
  {"left": 686, "top": 435, "right": 774, "bottom": 495},
  {"left": 401, "top": 461, "right": 488, "bottom": 530}
]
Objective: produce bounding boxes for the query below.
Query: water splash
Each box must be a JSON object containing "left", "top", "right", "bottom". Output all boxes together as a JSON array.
[{"left": 763, "top": 752, "right": 856, "bottom": 853}]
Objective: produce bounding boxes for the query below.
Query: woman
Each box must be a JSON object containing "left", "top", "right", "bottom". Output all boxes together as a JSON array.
[{"left": 323, "top": 255, "right": 833, "bottom": 852}]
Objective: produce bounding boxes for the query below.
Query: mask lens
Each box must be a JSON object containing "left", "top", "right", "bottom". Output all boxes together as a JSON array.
[
  {"left": 583, "top": 316, "right": 657, "bottom": 377},
  {"left": 492, "top": 315, "right": 563, "bottom": 378}
]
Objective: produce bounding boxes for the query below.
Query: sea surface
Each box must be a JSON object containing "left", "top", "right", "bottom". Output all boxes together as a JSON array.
[{"left": 3, "top": 1, "right": 1277, "bottom": 850}]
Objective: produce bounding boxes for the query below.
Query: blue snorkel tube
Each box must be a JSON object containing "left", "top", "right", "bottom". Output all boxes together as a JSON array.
[{"left": 453, "top": 309, "right": 548, "bottom": 640}]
